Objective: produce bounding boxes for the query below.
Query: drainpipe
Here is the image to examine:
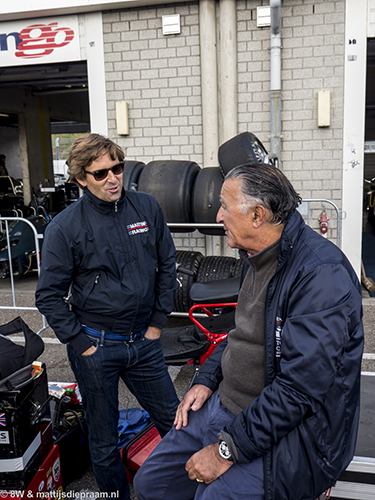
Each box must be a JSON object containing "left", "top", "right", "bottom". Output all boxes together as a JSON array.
[
  {"left": 270, "top": 0, "right": 281, "bottom": 168},
  {"left": 200, "top": 0, "right": 219, "bottom": 167}
]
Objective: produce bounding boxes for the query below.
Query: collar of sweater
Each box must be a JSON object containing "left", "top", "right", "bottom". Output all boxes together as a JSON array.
[{"left": 241, "top": 238, "right": 281, "bottom": 271}]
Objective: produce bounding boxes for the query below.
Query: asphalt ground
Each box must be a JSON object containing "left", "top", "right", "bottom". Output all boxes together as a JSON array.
[{"left": 1, "top": 273, "right": 375, "bottom": 499}]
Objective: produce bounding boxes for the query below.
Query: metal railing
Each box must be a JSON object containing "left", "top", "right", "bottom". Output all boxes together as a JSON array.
[
  {"left": 168, "top": 197, "right": 342, "bottom": 248},
  {"left": 298, "top": 198, "right": 341, "bottom": 247},
  {"left": 0, "top": 216, "right": 48, "bottom": 335}
]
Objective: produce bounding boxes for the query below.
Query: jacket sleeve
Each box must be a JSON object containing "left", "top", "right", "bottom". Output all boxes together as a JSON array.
[
  {"left": 35, "top": 221, "right": 93, "bottom": 354},
  {"left": 193, "top": 339, "right": 227, "bottom": 391},
  {"left": 148, "top": 202, "right": 177, "bottom": 329},
  {"left": 223, "top": 262, "right": 363, "bottom": 463}
]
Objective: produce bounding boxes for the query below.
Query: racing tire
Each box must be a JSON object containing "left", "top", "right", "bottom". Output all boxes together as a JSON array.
[
  {"left": 231, "top": 257, "right": 244, "bottom": 279},
  {"left": 138, "top": 160, "right": 201, "bottom": 230},
  {"left": 174, "top": 250, "right": 204, "bottom": 312},
  {"left": 123, "top": 161, "right": 145, "bottom": 191},
  {"left": 195, "top": 255, "right": 241, "bottom": 283},
  {"left": 218, "top": 132, "right": 271, "bottom": 176},
  {"left": 192, "top": 167, "right": 224, "bottom": 235}
]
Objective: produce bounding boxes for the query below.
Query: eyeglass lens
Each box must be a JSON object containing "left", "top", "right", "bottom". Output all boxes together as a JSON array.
[{"left": 92, "top": 162, "right": 124, "bottom": 181}]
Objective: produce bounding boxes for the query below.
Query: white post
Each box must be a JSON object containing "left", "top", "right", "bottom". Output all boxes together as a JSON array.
[
  {"left": 84, "top": 12, "right": 108, "bottom": 136},
  {"left": 341, "top": 0, "right": 367, "bottom": 278},
  {"left": 200, "top": 0, "right": 219, "bottom": 167},
  {"left": 219, "top": 0, "right": 237, "bottom": 144}
]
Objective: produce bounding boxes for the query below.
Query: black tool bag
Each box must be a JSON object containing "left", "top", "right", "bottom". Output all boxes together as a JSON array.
[
  {"left": 0, "top": 317, "right": 45, "bottom": 391},
  {"left": 53, "top": 401, "right": 91, "bottom": 487}
]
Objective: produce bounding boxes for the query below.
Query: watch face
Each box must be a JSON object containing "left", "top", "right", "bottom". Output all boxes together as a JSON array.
[{"left": 219, "top": 440, "right": 232, "bottom": 460}]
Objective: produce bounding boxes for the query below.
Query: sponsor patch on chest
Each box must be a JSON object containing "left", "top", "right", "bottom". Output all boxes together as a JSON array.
[
  {"left": 127, "top": 220, "right": 149, "bottom": 235},
  {"left": 275, "top": 316, "right": 283, "bottom": 358}
]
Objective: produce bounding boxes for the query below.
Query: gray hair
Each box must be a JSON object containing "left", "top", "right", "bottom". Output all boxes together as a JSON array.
[{"left": 225, "top": 163, "right": 301, "bottom": 225}]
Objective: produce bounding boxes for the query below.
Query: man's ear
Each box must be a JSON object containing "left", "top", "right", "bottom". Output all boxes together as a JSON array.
[
  {"left": 75, "top": 176, "right": 87, "bottom": 188},
  {"left": 252, "top": 205, "right": 267, "bottom": 227}
]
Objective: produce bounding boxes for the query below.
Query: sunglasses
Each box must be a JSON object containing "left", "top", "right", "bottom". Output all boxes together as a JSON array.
[{"left": 84, "top": 161, "right": 125, "bottom": 182}]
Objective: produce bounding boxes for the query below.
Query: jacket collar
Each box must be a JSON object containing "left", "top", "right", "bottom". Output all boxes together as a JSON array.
[
  {"left": 277, "top": 210, "right": 305, "bottom": 267},
  {"left": 83, "top": 187, "right": 127, "bottom": 214}
]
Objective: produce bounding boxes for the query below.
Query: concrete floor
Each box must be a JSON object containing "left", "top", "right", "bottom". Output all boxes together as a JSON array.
[{"left": 1, "top": 273, "right": 375, "bottom": 498}]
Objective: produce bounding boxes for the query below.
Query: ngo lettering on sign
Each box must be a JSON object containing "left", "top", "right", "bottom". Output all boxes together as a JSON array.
[
  {"left": 0, "top": 17, "right": 81, "bottom": 64},
  {"left": 1, "top": 23, "right": 74, "bottom": 58}
]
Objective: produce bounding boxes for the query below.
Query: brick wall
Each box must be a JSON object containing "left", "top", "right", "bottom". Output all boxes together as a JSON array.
[
  {"left": 281, "top": 0, "right": 345, "bottom": 238},
  {"left": 103, "top": 0, "right": 345, "bottom": 248},
  {"left": 103, "top": 4, "right": 202, "bottom": 165},
  {"left": 237, "top": 0, "right": 345, "bottom": 238}
]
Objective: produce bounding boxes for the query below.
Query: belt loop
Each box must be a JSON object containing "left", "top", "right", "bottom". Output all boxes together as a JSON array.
[
  {"left": 100, "top": 330, "right": 105, "bottom": 346},
  {"left": 129, "top": 332, "right": 134, "bottom": 343}
]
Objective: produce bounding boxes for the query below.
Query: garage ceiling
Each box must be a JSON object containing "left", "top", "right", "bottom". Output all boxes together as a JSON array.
[
  {"left": 0, "top": 60, "right": 89, "bottom": 132},
  {"left": 0, "top": 60, "right": 88, "bottom": 93}
]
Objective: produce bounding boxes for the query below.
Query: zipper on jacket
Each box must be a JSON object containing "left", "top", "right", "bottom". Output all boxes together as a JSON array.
[
  {"left": 112, "top": 202, "right": 141, "bottom": 334},
  {"left": 263, "top": 243, "right": 294, "bottom": 386}
]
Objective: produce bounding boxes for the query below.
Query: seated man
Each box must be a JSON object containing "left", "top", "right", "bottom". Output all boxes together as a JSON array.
[{"left": 134, "top": 163, "right": 363, "bottom": 500}]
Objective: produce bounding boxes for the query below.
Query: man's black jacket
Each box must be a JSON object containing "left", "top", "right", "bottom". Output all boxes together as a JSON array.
[
  {"left": 196, "top": 210, "right": 363, "bottom": 500},
  {"left": 35, "top": 188, "right": 176, "bottom": 354}
]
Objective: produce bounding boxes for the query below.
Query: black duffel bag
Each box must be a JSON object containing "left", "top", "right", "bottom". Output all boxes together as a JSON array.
[{"left": 0, "top": 316, "right": 44, "bottom": 391}]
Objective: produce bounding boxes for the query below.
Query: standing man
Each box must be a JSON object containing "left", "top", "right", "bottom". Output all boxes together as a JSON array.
[
  {"left": 134, "top": 163, "right": 364, "bottom": 500},
  {"left": 36, "top": 133, "right": 179, "bottom": 500}
]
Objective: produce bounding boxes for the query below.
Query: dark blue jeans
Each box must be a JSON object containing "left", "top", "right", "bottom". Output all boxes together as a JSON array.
[
  {"left": 134, "top": 391, "right": 264, "bottom": 500},
  {"left": 68, "top": 335, "right": 179, "bottom": 500}
]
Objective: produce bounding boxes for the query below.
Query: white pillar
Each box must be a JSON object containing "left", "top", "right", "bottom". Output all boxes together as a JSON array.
[
  {"left": 199, "top": 0, "right": 222, "bottom": 256},
  {"left": 219, "top": 0, "right": 237, "bottom": 144},
  {"left": 84, "top": 12, "right": 108, "bottom": 136},
  {"left": 341, "top": 0, "right": 367, "bottom": 278},
  {"left": 200, "top": 0, "right": 219, "bottom": 167}
]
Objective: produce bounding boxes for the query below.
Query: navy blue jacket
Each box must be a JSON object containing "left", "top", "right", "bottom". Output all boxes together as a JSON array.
[
  {"left": 196, "top": 210, "right": 363, "bottom": 500},
  {"left": 35, "top": 188, "right": 176, "bottom": 354}
]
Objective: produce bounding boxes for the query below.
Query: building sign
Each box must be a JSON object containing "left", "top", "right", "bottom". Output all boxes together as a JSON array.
[{"left": 0, "top": 15, "right": 81, "bottom": 65}]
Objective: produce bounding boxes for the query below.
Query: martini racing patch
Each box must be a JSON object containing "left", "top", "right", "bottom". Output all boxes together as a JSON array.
[{"left": 127, "top": 221, "right": 149, "bottom": 236}]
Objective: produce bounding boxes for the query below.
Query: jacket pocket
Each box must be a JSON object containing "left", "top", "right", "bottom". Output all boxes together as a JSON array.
[
  {"left": 76, "top": 273, "right": 101, "bottom": 309},
  {"left": 303, "top": 419, "right": 330, "bottom": 467},
  {"left": 272, "top": 421, "right": 335, "bottom": 500}
]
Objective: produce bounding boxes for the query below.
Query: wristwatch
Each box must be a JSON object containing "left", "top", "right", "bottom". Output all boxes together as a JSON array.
[{"left": 218, "top": 439, "right": 234, "bottom": 462}]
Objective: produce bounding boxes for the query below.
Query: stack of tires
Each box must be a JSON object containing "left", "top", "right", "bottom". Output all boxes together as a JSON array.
[
  {"left": 123, "top": 159, "right": 224, "bottom": 234},
  {"left": 173, "top": 250, "right": 243, "bottom": 312}
]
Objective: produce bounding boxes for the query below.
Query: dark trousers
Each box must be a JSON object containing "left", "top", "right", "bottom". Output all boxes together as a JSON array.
[
  {"left": 134, "top": 391, "right": 264, "bottom": 500},
  {"left": 68, "top": 336, "right": 179, "bottom": 500}
]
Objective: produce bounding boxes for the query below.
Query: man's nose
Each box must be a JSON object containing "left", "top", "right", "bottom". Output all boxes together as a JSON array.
[
  {"left": 107, "top": 169, "right": 117, "bottom": 182},
  {"left": 216, "top": 206, "right": 224, "bottom": 223}
]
